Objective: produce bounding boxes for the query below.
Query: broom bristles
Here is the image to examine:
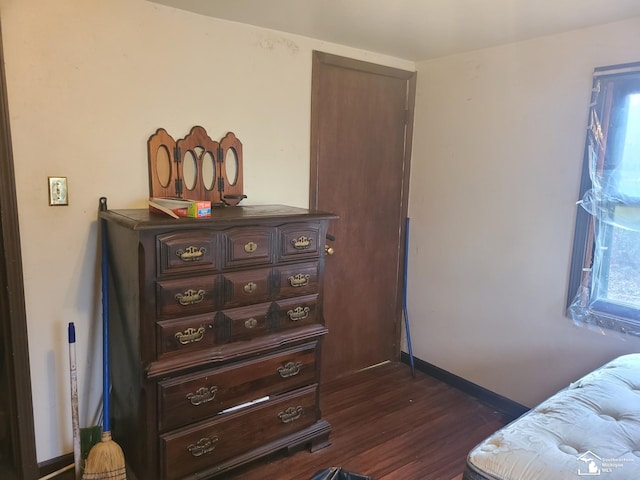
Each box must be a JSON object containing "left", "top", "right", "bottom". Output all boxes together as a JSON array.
[{"left": 82, "top": 431, "right": 126, "bottom": 480}]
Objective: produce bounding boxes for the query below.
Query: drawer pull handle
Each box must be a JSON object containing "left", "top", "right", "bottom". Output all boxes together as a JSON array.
[
  {"left": 186, "top": 386, "right": 218, "bottom": 406},
  {"left": 287, "top": 306, "right": 310, "bottom": 321},
  {"left": 291, "top": 236, "right": 312, "bottom": 249},
  {"left": 288, "top": 274, "right": 310, "bottom": 287},
  {"left": 188, "top": 435, "right": 218, "bottom": 457},
  {"left": 176, "top": 246, "right": 206, "bottom": 262},
  {"left": 278, "top": 406, "right": 303, "bottom": 424},
  {"left": 277, "top": 361, "right": 302, "bottom": 378},
  {"left": 244, "top": 318, "right": 258, "bottom": 329},
  {"left": 175, "top": 327, "right": 205, "bottom": 345},
  {"left": 244, "top": 241, "right": 258, "bottom": 253},
  {"left": 175, "top": 289, "right": 206, "bottom": 306},
  {"left": 243, "top": 282, "right": 257, "bottom": 294}
]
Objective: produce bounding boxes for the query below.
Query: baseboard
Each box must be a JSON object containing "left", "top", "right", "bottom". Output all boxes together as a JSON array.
[
  {"left": 400, "top": 352, "right": 529, "bottom": 422},
  {"left": 38, "top": 453, "right": 74, "bottom": 480}
]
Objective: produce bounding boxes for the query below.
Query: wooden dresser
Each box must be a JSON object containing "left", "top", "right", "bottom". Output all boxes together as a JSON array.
[{"left": 100, "top": 204, "right": 336, "bottom": 480}]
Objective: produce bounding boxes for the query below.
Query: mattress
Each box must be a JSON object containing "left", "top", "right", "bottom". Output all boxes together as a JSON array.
[{"left": 464, "top": 353, "right": 640, "bottom": 480}]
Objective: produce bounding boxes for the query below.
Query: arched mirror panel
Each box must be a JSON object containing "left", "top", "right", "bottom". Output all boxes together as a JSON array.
[
  {"left": 202, "top": 151, "right": 216, "bottom": 191},
  {"left": 147, "top": 128, "right": 177, "bottom": 198},
  {"left": 182, "top": 150, "right": 198, "bottom": 191}
]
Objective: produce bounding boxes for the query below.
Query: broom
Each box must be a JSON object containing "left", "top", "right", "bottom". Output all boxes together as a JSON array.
[{"left": 82, "top": 198, "right": 126, "bottom": 479}]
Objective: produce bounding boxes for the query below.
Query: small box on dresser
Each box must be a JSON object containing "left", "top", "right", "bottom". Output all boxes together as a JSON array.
[{"left": 100, "top": 204, "right": 336, "bottom": 480}]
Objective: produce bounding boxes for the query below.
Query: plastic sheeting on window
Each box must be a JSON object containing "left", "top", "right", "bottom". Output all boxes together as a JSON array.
[{"left": 568, "top": 68, "right": 640, "bottom": 338}]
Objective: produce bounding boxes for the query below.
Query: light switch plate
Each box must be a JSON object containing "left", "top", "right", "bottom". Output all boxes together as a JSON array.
[{"left": 48, "top": 177, "right": 68, "bottom": 205}]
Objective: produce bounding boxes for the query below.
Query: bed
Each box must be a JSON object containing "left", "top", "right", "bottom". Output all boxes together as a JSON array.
[{"left": 463, "top": 353, "right": 640, "bottom": 480}]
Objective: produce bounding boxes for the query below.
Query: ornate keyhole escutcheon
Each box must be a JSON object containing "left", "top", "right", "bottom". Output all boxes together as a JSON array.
[
  {"left": 287, "top": 306, "right": 310, "bottom": 321},
  {"left": 278, "top": 406, "right": 303, "bottom": 424},
  {"left": 288, "top": 274, "right": 310, "bottom": 288},
  {"left": 186, "top": 386, "right": 218, "bottom": 406},
  {"left": 188, "top": 435, "right": 219, "bottom": 457},
  {"left": 175, "top": 289, "right": 206, "bottom": 306},
  {"left": 175, "top": 327, "right": 206, "bottom": 345},
  {"left": 176, "top": 246, "right": 206, "bottom": 262},
  {"left": 291, "top": 236, "right": 312, "bottom": 250},
  {"left": 277, "top": 361, "right": 302, "bottom": 378}
]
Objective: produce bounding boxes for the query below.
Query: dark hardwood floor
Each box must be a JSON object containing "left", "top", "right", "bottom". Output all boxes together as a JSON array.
[
  {"left": 225, "top": 361, "right": 508, "bottom": 480},
  {"left": 47, "top": 361, "right": 508, "bottom": 480}
]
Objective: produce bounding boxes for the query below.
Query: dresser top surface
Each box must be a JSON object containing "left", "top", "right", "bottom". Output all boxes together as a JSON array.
[{"left": 101, "top": 204, "right": 337, "bottom": 230}]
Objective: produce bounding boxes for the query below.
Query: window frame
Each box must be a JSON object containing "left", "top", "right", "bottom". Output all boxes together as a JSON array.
[{"left": 567, "top": 61, "right": 640, "bottom": 334}]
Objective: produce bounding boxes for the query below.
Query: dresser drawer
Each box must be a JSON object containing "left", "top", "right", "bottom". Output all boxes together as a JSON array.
[
  {"left": 275, "top": 262, "right": 319, "bottom": 299},
  {"left": 156, "top": 275, "right": 218, "bottom": 318},
  {"left": 156, "top": 314, "right": 215, "bottom": 360},
  {"left": 157, "top": 230, "right": 218, "bottom": 276},
  {"left": 160, "top": 385, "right": 318, "bottom": 480},
  {"left": 219, "top": 267, "right": 272, "bottom": 309},
  {"left": 213, "top": 302, "right": 272, "bottom": 344},
  {"left": 278, "top": 223, "right": 322, "bottom": 261},
  {"left": 273, "top": 294, "right": 319, "bottom": 330},
  {"left": 158, "top": 342, "right": 318, "bottom": 431},
  {"left": 222, "top": 226, "right": 275, "bottom": 268}
]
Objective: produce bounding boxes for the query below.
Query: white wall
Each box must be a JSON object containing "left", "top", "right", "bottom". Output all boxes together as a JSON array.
[
  {"left": 0, "top": 0, "right": 413, "bottom": 462},
  {"left": 409, "top": 17, "right": 640, "bottom": 408}
]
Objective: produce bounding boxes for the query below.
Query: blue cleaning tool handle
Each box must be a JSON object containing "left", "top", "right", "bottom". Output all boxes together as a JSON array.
[
  {"left": 101, "top": 216, "right": 111, "bottom": 432},
  {"left": 68, "top": 322, "right": 76, "bottom": 344}
]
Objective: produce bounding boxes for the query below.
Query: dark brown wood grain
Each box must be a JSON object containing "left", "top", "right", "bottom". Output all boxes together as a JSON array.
[
  {"left": 226, "top": 361, "right": 507, "bottom": 480},
  {"left": 310, "top": 52, "right": 416, "bottom": 382},
  {"left": 102, "top": 207, "right": 336, "bottom": 479}
]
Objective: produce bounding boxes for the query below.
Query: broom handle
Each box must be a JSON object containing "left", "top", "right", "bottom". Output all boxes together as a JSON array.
[{"left": 100, "top": 198, "right": 110, "bottom": 433}]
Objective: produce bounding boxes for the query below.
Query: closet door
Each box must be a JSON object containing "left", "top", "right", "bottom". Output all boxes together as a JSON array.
[{"left": 310, "top": 52, "right": 416, "bottom": 382}]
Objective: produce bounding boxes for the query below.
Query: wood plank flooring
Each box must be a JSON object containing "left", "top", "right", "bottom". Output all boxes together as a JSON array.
[
  {"left": 226, "top": 361, "right": 508, "bottom": 480},
  {"left": 49, "top": 361, "right": 507, "bottom": 480}
]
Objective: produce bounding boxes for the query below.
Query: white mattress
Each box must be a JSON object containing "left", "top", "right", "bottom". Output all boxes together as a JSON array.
[{"left": 466, "top": 353, "right": 640, "bottom": 480}]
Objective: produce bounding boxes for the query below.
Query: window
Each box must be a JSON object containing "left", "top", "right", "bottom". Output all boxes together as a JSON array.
[{"left": 568, "top": 62, "right": 640, "bottom": 336}]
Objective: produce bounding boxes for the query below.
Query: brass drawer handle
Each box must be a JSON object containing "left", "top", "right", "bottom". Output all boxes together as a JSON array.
[
  {"left": 277, "top": 361, "right": 302, "bottom": 378},
  {"left": 287, "top": 306, "right": 310, "bottom": 321},
  {"left": 175, "top": 289, "right": 206, "bottom": 306},
  {"left": 188, "top": 435, "right": 218, "bottom": 457},
  {"left": 175, "top": 327, "right": 205, "bottom": 345},
  {"left": 244, "top": 241, "right": 258, "bottom": 253},
  {"left": 288, "top": 274, "right": 310, "bottom": 287},
  {"left": 186, "top": 386, "right": 218, "bottom": 406},
  {"left": 278, "top": 406, "right": 303, "bottom": 424},
  {"left": 291, "top": 236, "right": 312, "bottom": 250},
  {"left": 244, "top": 318, "right": 257, "bottom": 329},
  {"left": 243, "top": 282, "right": 257, "bottom": 294},
  {"left": 176, "top": 246, "right": 206, "bottom": 262}
]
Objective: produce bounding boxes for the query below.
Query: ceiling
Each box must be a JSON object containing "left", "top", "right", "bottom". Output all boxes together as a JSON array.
[{"left": 150, "top": 0, "right": 640, "bottom": 61}]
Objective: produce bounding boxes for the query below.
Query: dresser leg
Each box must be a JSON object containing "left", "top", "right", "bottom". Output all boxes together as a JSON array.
[{"left": 309, "top": 433, "right": 331, "bottom": 452}]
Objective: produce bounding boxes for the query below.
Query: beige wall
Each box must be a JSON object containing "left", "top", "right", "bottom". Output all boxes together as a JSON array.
[
  {"left": 5, "top": 0, "right": 640, "bottom": 465},
  {"left": 0, "top": 0, "right": 413, "bottom": 461},
  {"left": 409, "top": 17, "right": 640, "bottom": 408}
]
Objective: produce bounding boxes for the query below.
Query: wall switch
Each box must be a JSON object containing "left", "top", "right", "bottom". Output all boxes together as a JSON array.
[{"left": 48, "top": 177, "right": 68, "bottom": 205}]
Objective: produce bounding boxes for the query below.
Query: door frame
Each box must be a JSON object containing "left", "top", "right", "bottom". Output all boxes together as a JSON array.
[
  {"left": 309, "top": 51, "right": 416, "bottom": 361},
  {"left": 0, "top": 20, "right": 39, "bottom": 480}
]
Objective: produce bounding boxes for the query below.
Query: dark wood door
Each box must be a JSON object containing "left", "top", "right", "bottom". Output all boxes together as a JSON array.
[{"left": 310, "top": 52, "right": 415, "bottom": 382}]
